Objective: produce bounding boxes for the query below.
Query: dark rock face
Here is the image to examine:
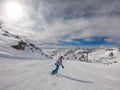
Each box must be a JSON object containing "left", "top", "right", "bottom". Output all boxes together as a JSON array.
[
  {"left": 11, "top": 40, "right": 26, "bottom": 50},
  {"left": 109, "top": 52, "right": 114, "bottom": 57}
]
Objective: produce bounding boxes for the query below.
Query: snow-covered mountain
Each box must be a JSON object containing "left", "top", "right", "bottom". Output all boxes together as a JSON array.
[
  {"left": 0, "top": 28, "right": 52, "bottom": 60},
  {"left": 0, "top": 27, "right": 120, "bottom": 64},
  {"left": 88, "top": 46, "right": 120, "bottom": 64},
  {"left": 62, "top": 46, "right": 120, "bottom": 65},
  {"left": 42, "top": 48, "right": 69, "bottom": 60},
  {"left": 41, "top": 46, "right": 120, "bottom": 65}
]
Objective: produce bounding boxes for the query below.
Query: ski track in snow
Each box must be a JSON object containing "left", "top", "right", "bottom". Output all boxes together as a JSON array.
[{"left": 0, "top": 59, "right": 120, "bottom": 90}]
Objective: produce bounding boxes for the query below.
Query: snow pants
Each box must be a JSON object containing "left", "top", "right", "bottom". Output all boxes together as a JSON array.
[{"left": 52, "top": 64, "right": 59, "bottom": 74}]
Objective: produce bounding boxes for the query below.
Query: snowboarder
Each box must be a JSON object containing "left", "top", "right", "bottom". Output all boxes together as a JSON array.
[{"left": 51, "top": 56, "right": 64, "bottom": 75}]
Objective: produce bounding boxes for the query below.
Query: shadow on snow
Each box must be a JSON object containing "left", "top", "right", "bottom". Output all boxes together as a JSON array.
[{"left": 57, "top": 73, "right": 94, "bottom": 83}]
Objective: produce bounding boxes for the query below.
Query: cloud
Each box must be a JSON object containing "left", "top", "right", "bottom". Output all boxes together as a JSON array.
[{"left": 0, "top": 0, "right": 120, "bottom": 47}]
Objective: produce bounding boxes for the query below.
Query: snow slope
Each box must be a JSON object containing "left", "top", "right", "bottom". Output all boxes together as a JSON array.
[
  {"left": 0, "top": 58, "right": 120, "bottom": 90},
  {"left": 0, "top": 28, "right": 50, "bottom": 60}
]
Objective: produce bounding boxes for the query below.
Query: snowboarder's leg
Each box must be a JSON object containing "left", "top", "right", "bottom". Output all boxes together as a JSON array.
[
  {"left": 54, "top": 64, "right": 59, "bottom": 73},
  {"left": 51, "top": 65, "right": 59, "bottom": 74}
]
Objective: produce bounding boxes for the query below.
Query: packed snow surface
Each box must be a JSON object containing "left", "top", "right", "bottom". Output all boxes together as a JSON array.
[{"left": 0, "top": 58, "right": 120, "bottom": 90}]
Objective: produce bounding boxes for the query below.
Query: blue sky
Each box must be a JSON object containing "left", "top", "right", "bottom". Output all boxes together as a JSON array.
[{"left": 0, "top": 0, "right": 120, "bottom": 47}]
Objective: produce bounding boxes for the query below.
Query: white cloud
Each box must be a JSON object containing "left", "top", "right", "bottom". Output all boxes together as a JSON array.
[{"left": 0, "top": 0, "right": 120, "bottom": 46}]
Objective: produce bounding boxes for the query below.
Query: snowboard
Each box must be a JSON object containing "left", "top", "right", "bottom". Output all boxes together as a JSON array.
[{"left": 51, "top": 71, "right": 57, "bottom": 75}]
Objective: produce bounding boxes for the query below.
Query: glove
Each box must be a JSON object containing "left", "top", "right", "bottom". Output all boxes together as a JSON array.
[{"left": 62, "top": 65, "right": 64, "bottom": 69}]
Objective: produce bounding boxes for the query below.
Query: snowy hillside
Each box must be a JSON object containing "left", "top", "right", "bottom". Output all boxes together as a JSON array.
[
  {"left": 0, "top": 28, "right": 52, "bottom": 60},
  {"left": 0, "top": 27, "right": 120, "bottom": 64},
  {"left": 1, "top": 26, "right": 120, "bottom": 64},
  {"left": 63, "top": 47, "right": 120, "bottom": 65},
  {"left": 89, "top": 47, "right": 120, "bottom": 64},
  {"left": 42, "top": 48, "right": 69, "bottom": 60},
  {"left": 0, "top": 59, "right": 120, "bottom": 90}
]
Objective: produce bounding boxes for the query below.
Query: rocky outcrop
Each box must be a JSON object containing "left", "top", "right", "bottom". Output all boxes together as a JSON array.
[{"left": 11, "top": 40, "right": 26, "bottom": 50}]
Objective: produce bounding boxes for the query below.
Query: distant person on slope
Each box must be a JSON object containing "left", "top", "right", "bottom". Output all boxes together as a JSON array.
[{"left": 51, "top": 56, "right": 64, "bottom": 75}]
